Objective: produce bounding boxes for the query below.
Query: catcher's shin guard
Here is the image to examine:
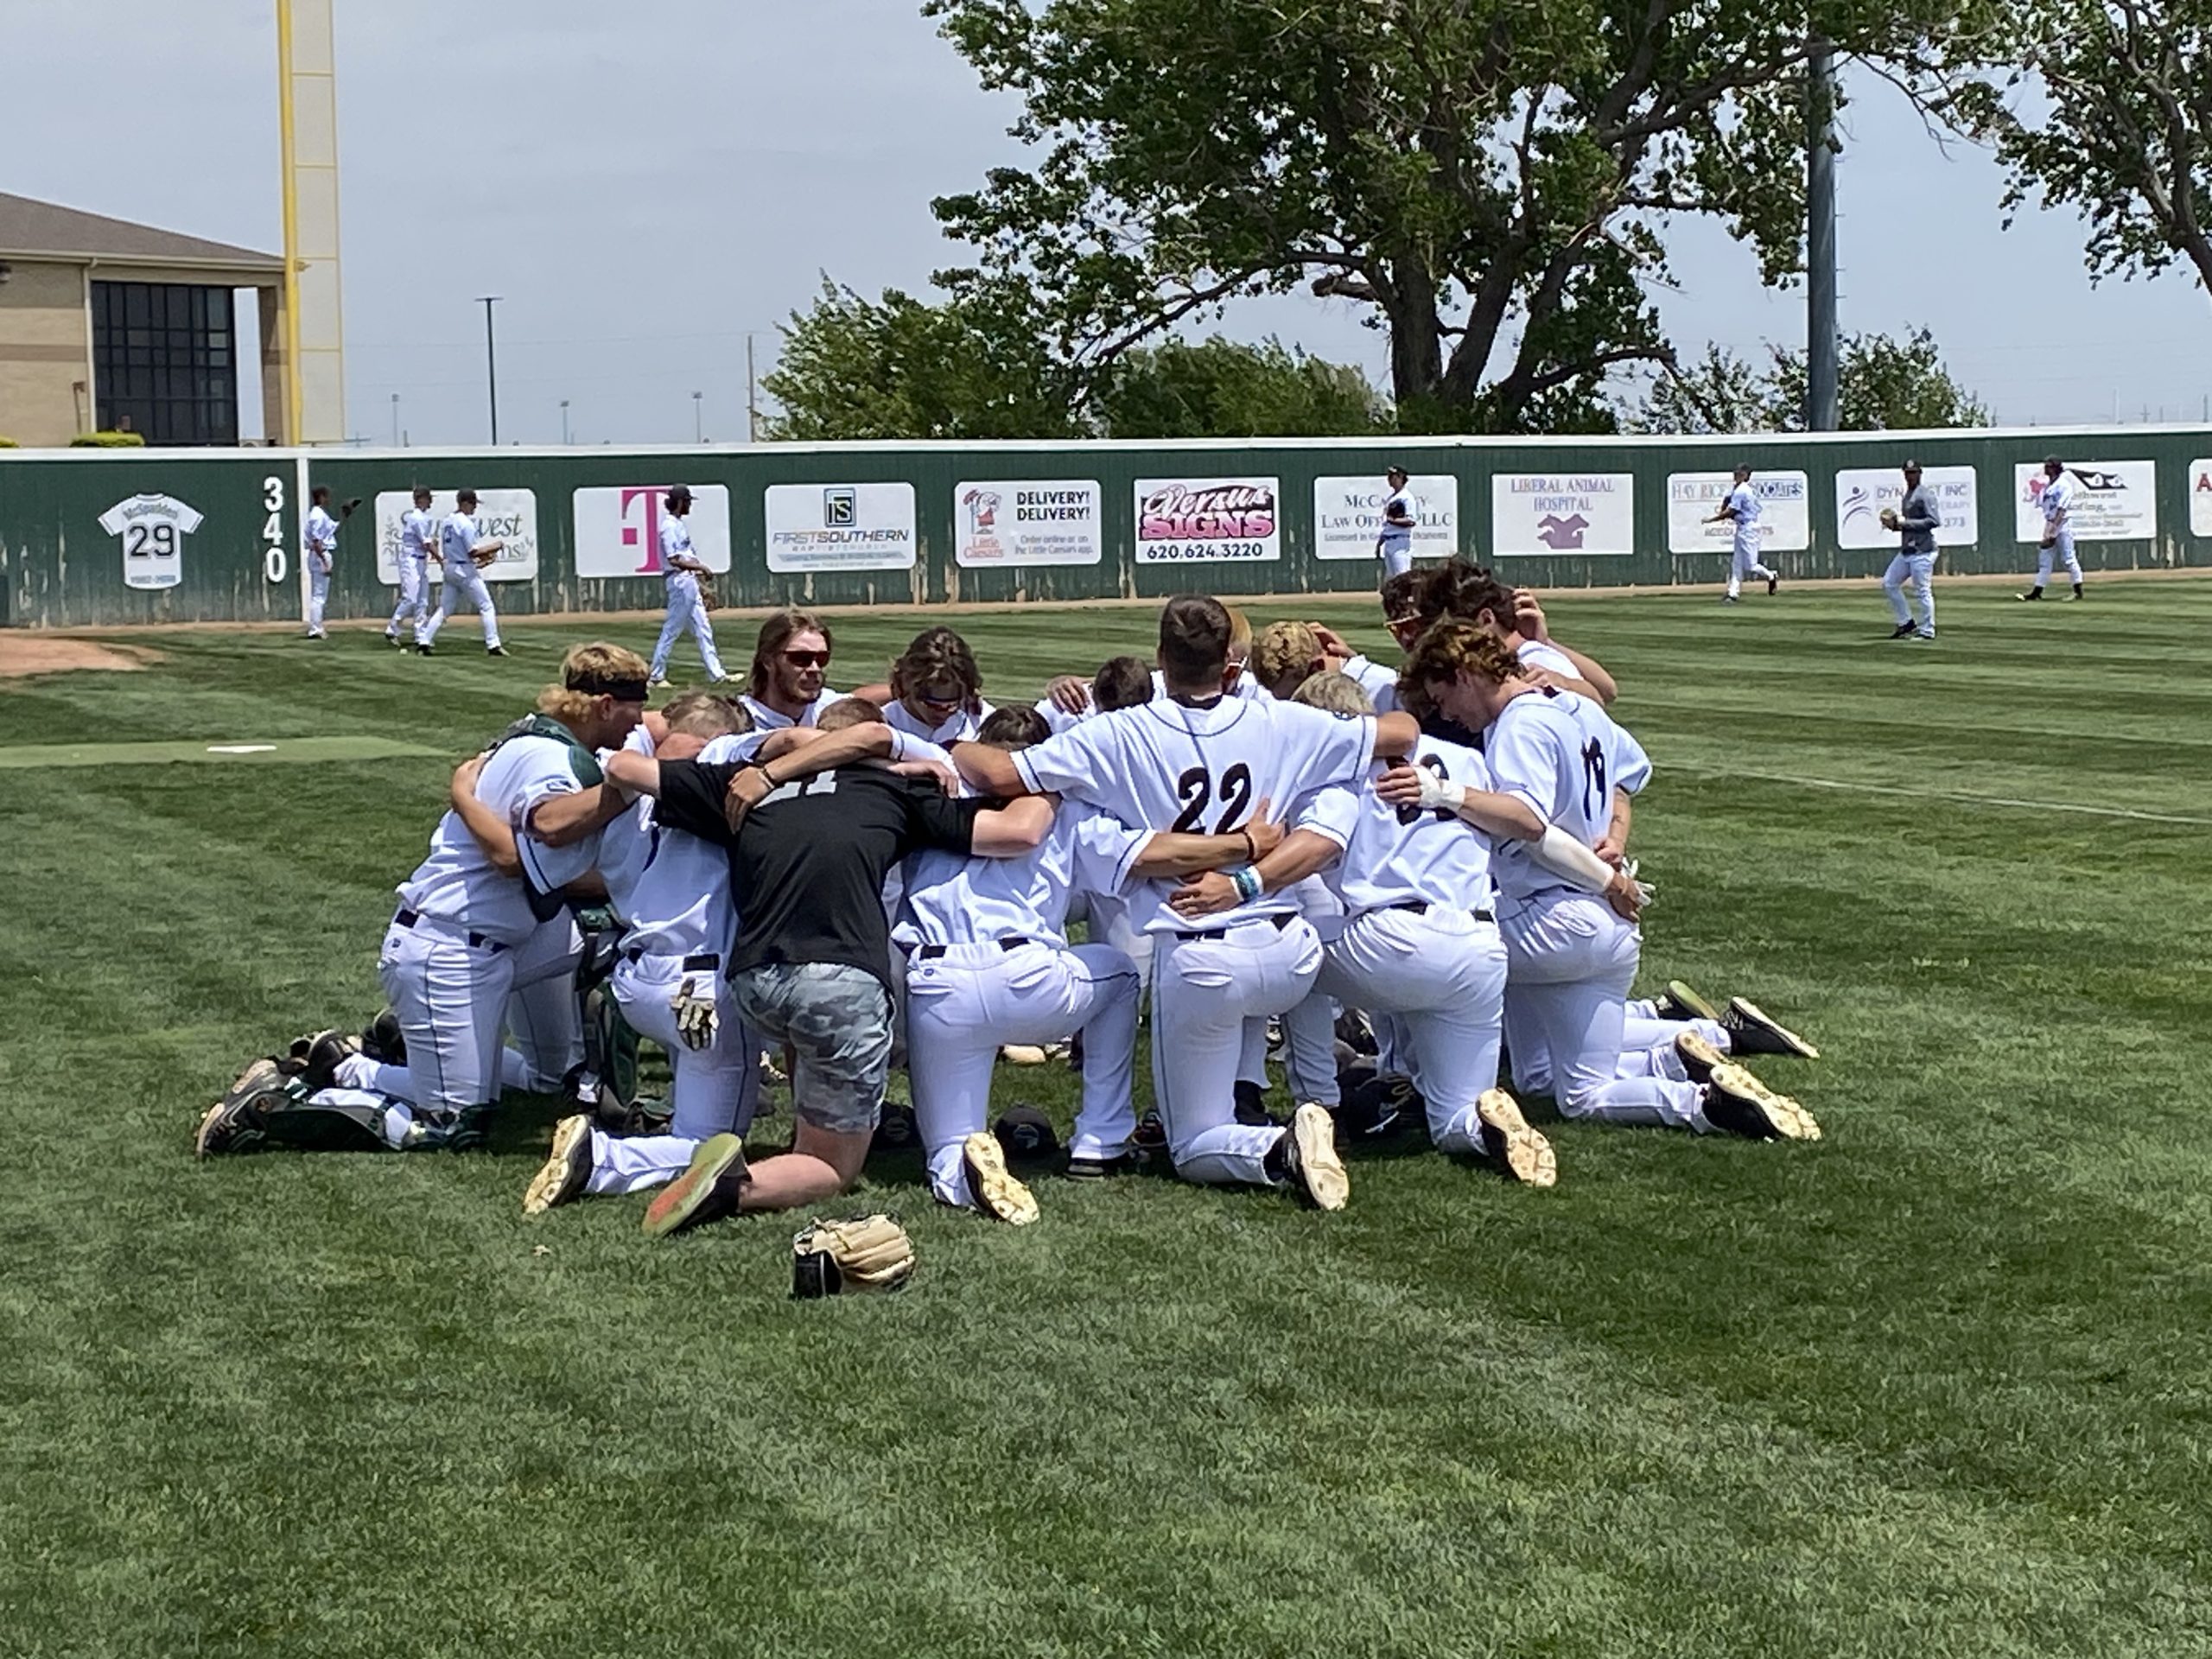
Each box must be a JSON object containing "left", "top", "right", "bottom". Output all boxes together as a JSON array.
[{"left": 258, "top": 1088, "right": 399, "bottom": 1154}]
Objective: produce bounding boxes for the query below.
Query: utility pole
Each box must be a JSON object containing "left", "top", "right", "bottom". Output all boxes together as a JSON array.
[
  {"left": 390, "top": 391, "right": 399, "bottom": 447},
  {"left": 693, "top": 390, "right": 704, "bottom": 444},
  {"left": 560, "top": 399, "right": 571, "bottom": 445},
  {"left": 1805, "top": 38, "right": 1840, "bottom": 431},
  {"left": 747, "top": 334, "right": 759, "bottom": 442},
  {"left": 477, "top": 295, "right": 502, "bottom": 444}
]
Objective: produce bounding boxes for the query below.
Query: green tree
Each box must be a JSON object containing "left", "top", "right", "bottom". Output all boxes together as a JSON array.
[
  {"left": 1096, "top": 336, "right": 1389, "bottom": 437},
  {"left": 924, "top": 0, "right": 1976, "bottom": 433},
  {"left": 1628, "top": 327, "right": 1990, "bottom": 431},
  {"left": 1948, "top": 0, "right": 2212, "bottom": 298}
]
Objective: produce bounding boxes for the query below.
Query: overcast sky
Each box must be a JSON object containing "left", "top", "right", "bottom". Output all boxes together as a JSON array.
[{"left": 4, "top": 0, "right": 2207, "bottom": 445}]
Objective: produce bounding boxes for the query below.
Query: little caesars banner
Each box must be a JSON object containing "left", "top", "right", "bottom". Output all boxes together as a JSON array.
[
  {"left": 955, "top": 480, "right": 1103, "bottom": 567},
  {"left": 1491, "top": 473, "right": 1635, "bottom": 556},
  {"left": 765, "top": 482, "right": 918, "bottom": 573},
  {"left": 1134, "top": 477, "right": 1282, "bottom": 562},
  {"left": 373, "top": 489, "right": 540, "bottom": 582},
  {"left": 1666, "top": 471, "right": 1810, "bottom": 555},
  {"left": 1313, "top": 474, "right": 1459, "bottom": 561}
]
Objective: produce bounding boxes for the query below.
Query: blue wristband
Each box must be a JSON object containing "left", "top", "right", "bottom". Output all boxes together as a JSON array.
[{"left": 1230, "top": 866, "right": 1263, "bottom": 903}]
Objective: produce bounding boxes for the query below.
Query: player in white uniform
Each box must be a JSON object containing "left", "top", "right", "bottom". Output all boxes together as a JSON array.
[
  {"left": 846, "top": 625, "right": 996, "bottom": 746},
  {"left": 1375, "top": 463, "right": 1417, "bottom": 581},
  {"left": 302, "top": 486, "right": 338, "bottom": 640},
  {"left": 953, "top": 595, "right": 1423, "bottom": 1210},
  {"left": 1712, "top": 462, "right": 1779, "bottom": 603},
  {"left": 1043, "top": 607, "right": 1263, "bottom": 721},
  {"left": 387, "top": 486, "right": 437, "bottom": 646},
  {"left": 739, "top": 607, "right": 842, "bottom": 729},
  {"left": 1400, "top": 622, "right": 1819, "bottom": 1141},
  {"left": 646, "top": 485, "right": 728, "bottom": 685},
  {"left": 419, "top": 487, "right": 505, "bottom": 656},
  {"left": 2021, "top": 455, "right": 2086, "bottom": 601}
]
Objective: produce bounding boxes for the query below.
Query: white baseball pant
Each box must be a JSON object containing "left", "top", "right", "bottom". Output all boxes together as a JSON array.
[
  {"left": 1500, "top": 893, "right": 1711, "bottom": 1131},
  {"left": 1511, "top": 1009, "right": 1730, "bottom": 1093},
  {"left": 905, "top": 939, "right": 1141, "bottom": 1205},
  {"left": 1316, "top": 906, "right": 1507, "bottom": 1151},
  {"left": 649, "top": 573, "right": 726, "bottom": 682},
  {"left": 420, "top": 563, "right": 501, "bottom": 648},
  {"left": 2034, "top": 529, "right": 2083, "bottom": 588},
  {"left": 376, "top": 912, "right": 581, "bottom": 1114},
  {"left": 1726, "top": 544, "right": 1776, "bottom": 598},
  {"left": 1884, "top": 552, "right": 1936, "bottom": 636},
  {"left": 1379, "top": 543, "right": 1413, "bottom": 581},
  {"left": 1150, "top": 916, "right": 1322, "bottom": 1185},
  {"left": 388, "top": 554, "right": 429, "bottom": 638},
  {"left": 306, "top": 554, "right": 331, "bottom": 633}
]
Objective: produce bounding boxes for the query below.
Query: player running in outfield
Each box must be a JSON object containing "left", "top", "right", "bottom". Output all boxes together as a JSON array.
[
  {"left": 388, "top": 486, "right": 437, "bottom": 646},
  {"left": 2021, "top": 455, "right": 2086, "bottom": 602},
  {"left": 420, "top": 487, "right": 507, "bottom": 656},
  {"left": 646, "top": 485, "right": 728, "bottom": 686},
  {"left": 1712, "top": 461, "right": 1779, "bottom": 603}
]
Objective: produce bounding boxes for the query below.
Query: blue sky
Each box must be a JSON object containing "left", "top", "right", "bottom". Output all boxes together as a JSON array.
[{"left": 4, "top": 0, "right": 2206, "bottom": 444}]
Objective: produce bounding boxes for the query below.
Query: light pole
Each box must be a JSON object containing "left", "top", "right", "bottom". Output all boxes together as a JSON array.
[
  {"left": 390, "top": 391, "right": 399, "bottom": 447},
  {"left": 477, "top": 295, "right": 503, "bottom": 444},
  {"left": 560, "top": 399, "right": 571, "bottom": 445},
  {"left": 693, "top": 390, "right": 703, "bottom": 444}
]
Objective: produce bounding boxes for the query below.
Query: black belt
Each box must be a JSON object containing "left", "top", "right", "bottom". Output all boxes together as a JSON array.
[
  {"left": 393, "top": 907, "right": 506, "bottom": 953},
  {"left": 1175, "top": 912, "right": 1294, "bottom": 943},
  {"left": 622, "top": 947, "right": 721, "bottom": 970},
  {"left": 1385, "top": 900, "right": 1495, "bottom": 921},
  {"left": 916, "top": 937, "right": 1031, "bottom": 960}
]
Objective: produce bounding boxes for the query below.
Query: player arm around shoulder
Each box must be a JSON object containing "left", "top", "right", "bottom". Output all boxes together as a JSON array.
[
  {"left": 1373, "top": 763, "right": 1546, "bottom": 842},
  {"left": 448, "top": 753, "right": 524, "bottom": 877}
]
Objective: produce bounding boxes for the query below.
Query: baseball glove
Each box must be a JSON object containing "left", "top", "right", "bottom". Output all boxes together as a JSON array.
[
  {"left": 473, "top": 549, "right": 499, "bottom": 569},
  {"left": 1878, "top": 506, "right": 1900, "bottom": 531},
  {"left": 339, "top": 496, "right": 365, "bottom": 520},
  {"left": 699, "top": 583, "right": 721, "bottom": 613},
  {"left": 791, "top": 1212, "right": 915, "bottom": 1298}
]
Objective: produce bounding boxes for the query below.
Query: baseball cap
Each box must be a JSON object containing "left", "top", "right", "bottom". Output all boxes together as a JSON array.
[
  {"left": 1902, "top": 458, "right": 1923, "bottom": 472},
  {"left": 667, "top": 482, "right": 693, "bottom": 499},
  {"left": 1385, "top": 461, "right": 1409, "bottom": 476}
]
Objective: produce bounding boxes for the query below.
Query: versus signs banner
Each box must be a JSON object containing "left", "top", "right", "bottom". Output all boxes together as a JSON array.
[
  {"left": 1834, "top": 466, "right": 1979, "bottom": 550},
  {"left": 2013, "top": 460, "right": 2158, "bottom": 543},
  {"left": 373, "top": 488, "right": 540, "bottom": 583},
  {"left": 1665, "top": 471, "right": 1810, "bottom": 556},
  {"left": 954, "top": 480, "right": 1103, "bottom": 567},
  {"left": 765, "top": 481, "right": 918, "bottom": 573},
  {"left": 1491, "top": 473, "right": 1635, "bottom": 556},
  {"left": 572, "top": 485, "right": 733, "bottom": 579},
  {"left": 1312, "top": 474, "right": 1459, "bottom": 562},
  {"left": 1133, "top": 477, "right": 1282, "bottom": 563}
]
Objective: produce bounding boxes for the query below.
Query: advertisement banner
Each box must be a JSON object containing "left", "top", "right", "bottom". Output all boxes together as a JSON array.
[
  {"left": 1133, "top": 477, "right": 1282, "bottom": 563},
  {"left": 572, "top": 485, "right": 732, "bottom": 578},
  {"left": 1834, "top": 467, "right": 1978, "bottom": 550},
  {"left": 1665, "top": 471, "right": 1810, "bottom": 556},
  {"left": 954, "top": 480, "right": 1103, "bottom": 567},
  {"left": 2013, "top": 460, "right": 2157, "bottom": 543},
  {"left": 1313, "top": 474, "right": 1459, "bottom": 561},
  {"left": 1491, "top": 473, "right": 1634, "bottom": 556},
  {"left": 97, "top": 493, "right": 202, "bottom": 590},
  {"left": 374, "top": 488, "right": 539, "bottom": 583},
  {"left": 765, "top": 482, "right": 917, "bottom": 573},
  {"left": 2193, "top": 460, "right": 2212, "bottom": 537}
]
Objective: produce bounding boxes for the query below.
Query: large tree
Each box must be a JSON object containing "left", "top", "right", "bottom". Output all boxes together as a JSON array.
[
  {"left": 1630, "top": 327, "right": 1990, "bottom": 431},
  {"left": 925, "top": 0, "right": 1974, "bottom": 433},
  {"left": 1948, "top": 0, "right": 2212, "bottom": 299}
]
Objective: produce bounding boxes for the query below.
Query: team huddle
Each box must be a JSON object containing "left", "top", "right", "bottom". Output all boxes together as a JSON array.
[{"left": 200, "top": 556, "right": 1823, "bottom": 1248}]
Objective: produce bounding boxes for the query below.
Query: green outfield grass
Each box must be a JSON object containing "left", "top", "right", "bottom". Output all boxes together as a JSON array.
[{"left": 4, "top": 580, "right": 2210, "bottom": 1657}]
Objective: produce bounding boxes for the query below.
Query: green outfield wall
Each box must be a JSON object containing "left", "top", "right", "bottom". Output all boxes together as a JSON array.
[{"left": 4, "top": 430, "right": 2208, "bottom": 627}]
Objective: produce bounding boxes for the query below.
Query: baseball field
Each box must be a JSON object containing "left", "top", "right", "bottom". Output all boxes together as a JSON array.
[{"left": 5, "top": 579, "right": 2209, "bottom": 1657}]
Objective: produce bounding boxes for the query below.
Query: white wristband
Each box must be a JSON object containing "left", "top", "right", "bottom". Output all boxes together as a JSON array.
[
  {"left": 1528, "top": 824, "right": 1617, "bottom": 895},
  {"left": 1414, "top": 772, "right": 1467, "bottom": 813}
]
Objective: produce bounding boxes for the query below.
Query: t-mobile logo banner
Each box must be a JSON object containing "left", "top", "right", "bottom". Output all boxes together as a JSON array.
[{"left": 571, "top": 485, "right": 733, "bottom": 578}]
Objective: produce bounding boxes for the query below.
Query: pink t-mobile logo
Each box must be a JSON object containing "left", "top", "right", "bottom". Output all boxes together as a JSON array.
[{"left": 620, "top": 486, "right": 666, "bottom": 574}]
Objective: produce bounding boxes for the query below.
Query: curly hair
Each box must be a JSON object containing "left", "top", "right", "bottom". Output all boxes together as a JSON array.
[
  {"left": 1395, "top": 620, "right": 1523, "bottom": 721},
  {"left": 536, "top": 642, "right": 651, "bottom": 724},
  {"left": 889, "top": 625, "right": 982, "bottom": 709},
  {"left": 1249, "top": 620, "right": 1323, "bottom": 700},
  {"left": 1290, "top": 670, "right": 1375, "bottom": 717}
]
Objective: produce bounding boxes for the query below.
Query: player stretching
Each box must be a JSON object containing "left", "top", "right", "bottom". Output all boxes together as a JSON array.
[
  {"left": 2020, "top": 455, "right": 2086, "bottom": 602},
  {"left": 646, "top": 485, "right": 727, "bottom": 685},
  {"left": 420, "top": 487, "right": 507, "bottom": 656},
  {"left": 1711, "top": 462, "right": 1778, "bottom": 603}
]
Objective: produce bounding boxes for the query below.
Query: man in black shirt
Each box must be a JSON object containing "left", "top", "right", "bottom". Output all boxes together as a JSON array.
[{"left": 604, "top": 730, "right": 1049, "bottom": 1233}]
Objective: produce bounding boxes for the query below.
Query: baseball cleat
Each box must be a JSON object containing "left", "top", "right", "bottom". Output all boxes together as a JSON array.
[
  {"left": 1673, "top": 1027, "right": 1727, "bottom": 1085},
  {"left": 288, "top": 1028, "right": 359, "bottom": 1092},
  {"left": 1721, "top": 997, "right": 1820, "bottom": 1059},
  {"left": 1065, "top": 1145, "right": 1146, "bottom": 1180},
  {"left": 1889, "top": 621, "right": 1918, "bottom": 639},
  {"left": 999, "top": 1043, "right": 1050, "bottom": 1065},
  {"left": 1133, "top": 1109, "right": 1168, "bottom": 1151},
  {"left": 1653, "top": 979, "right": 1721, "bottom": 1024},
  {"left": 2015, "top": 588, "right": 2043, "bottom": 601},
  {"left": 961, "top": 1132, "right": 1040, "bottom": 1225},
  {"left": 642, "top": 1133, "right": 750, "bottom": 1237},
  {"left": 195, "top": 1058, "right": 290, "bottom": 1158},
  {"left": 416, "top": 644, "right": 434, "bottom": 657},
  {"left": 486, "top": 645, "right": 509, "bottom": 657},
  {"left": 2070, "top": 584, "right": 2084, "bottom": 600},
  {"left": 1475, "top": 1090, "right": 1557, "bottom": 1187},
  {"left": 649, "top": 676, "right": 673, "bottom": 690},
  {"left": 992, "top": 1103, "right": 1059, "bottom": 1162},
  {"left": 524, "top": 1114, "right": 594, "bottom": 1216},
  {"left": 1721, "top": 594, "right": 1740, "bottom": 605},
  {"left": 1766, "top": 573, "right": 1779, "bottom": 595},
  {"left": 1701, "top": 1065, "right": 1821, "bottom": 1141},
  {"left": 384, "top": 631, "right": 400, "bottom": 645},
  {"left": 873, "top": 1101, "right": 920, "bottom": 1152},
  {"left": 359, "top": 1007, "right": 407, "bottom": 1065},
  {"left": 1281, "top": 1102, "right": 1350, "bottom": 1211}
]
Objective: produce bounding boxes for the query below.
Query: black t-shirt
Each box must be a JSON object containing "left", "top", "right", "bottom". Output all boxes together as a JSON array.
[{"left": 653, "top": 761, "right": 991, "bottom": 988}]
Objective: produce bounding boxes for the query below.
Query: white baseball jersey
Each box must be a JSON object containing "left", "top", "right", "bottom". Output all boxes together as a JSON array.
[
  {"left": 1298, "top": 735, "right": 1497, "bottom": 916},
  {"left": 596, "top": 727, "right": 765, "bottom": 960},
  {"left": 738, "top": 688, "right": 842, "bottom": 732},
  {"left": 2041, "top": 474, "right": 2075, "bottom": 531},
  {"left": 396, "top": 732, "right": 599, "bottom": 946},
  {"left": 1378, "top": 488, "right": 1415, "bottom": 563},
  {"left": 303, "top": 505, "right": 337, "bottom": 562},
  {"left": 1012, "top": 696, "right": 1377, "bottom": 934},
  {"left": 1481, "top": 688, "right": 1651, "bottom": 902},
  {"left": 400, "top": 508, "right": 436, "bottom": 561},
  {"left": 899, "top": 808, "right": 1147, "bottom": 950},
  {"left": 1724, "top": 484, "right": 1760, "bottom": 556},
  {"left": 1340, "top": 653, "right": 1400, "bottom": 713},
  {"left": 440, "top": 509, "right": 488, "bottom": 567},
  {"left": 658, "top": 515, "right": 700, "bottom": 581},
  {"left": 1150, "top": 667, "right": 1267, "bottom": 704},
  {"left": 1516, "top": 638, "right": 1580, "bottom": 680},
  {"left": 885, "top": 696, "right": 995, "bottom": 747}
]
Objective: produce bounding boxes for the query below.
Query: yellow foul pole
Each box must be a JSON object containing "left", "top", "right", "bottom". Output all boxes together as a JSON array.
[{"left": 276, "top": 0, "right": 305, "bottom": 447}]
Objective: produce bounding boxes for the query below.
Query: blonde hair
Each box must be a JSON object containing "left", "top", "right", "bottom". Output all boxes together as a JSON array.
[
  {"left": 1250, "top": 620, "right": 1323, "bottom": 699},
  {"left": 536, "top": 641, "right": 650, "bottom": 725},
  {"left": 1223, "top": 605, "right": 1255, "bottom": 658},
  {"left": 1290, "top": 670, "right": 1376, "bottom": 717},
  {"left": 814, "top": 695, "right": 882, "bottom": 734},
  {"left": 661, "top": 690, "right": 751, "bottom": 739}
]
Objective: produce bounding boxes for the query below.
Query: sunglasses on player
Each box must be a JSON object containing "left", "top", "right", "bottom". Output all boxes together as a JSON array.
[{"left": 780, "top": 650, "right": 831, "bottom": 668}]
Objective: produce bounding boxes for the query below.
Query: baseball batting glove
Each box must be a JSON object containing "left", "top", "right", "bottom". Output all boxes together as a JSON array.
[
  {"left": 671, "top": 973, "right": 718, "bottom": 1051},
  {"left": 791, "top": 1213, "right": 915, "bottom": 1298}
]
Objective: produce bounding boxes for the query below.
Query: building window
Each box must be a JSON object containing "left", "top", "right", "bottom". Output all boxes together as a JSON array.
[{"left": 91, "top": 281, "right": 238, "bottom": 445}]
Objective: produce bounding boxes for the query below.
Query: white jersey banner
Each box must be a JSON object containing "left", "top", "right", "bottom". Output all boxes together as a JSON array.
[
  {"left": 1313, "top": 474, "right": 1459, "bottom": 561},
  {"left": 766, "top": 481, "right": 917, "bottom": 573},
  {"left": 375, "top": 489, "right": 540, "bottom": 583},
  {"left": 2012, "top": 461, "right": 2157, "bottom": 543},
  {"left": 97, "top": 493, "right": 201, "bottom": 590},
  {"left": 954, "top": 480, "right": 1103, "bottom": 567},
  {"left": 1133, "top": 477, "right": 1282, "bottom": 563},
  {"left": 572, "top": 485, "right": 732, "bottom": 578},
  {"left": 1666, "top": 471, "right": 1809, "bottom": 555},
  {"left": 1491, "top": 473, "right": 1634, "bottom": 556},
  {"left": 1834, "top": 467, "right": 1978, "bottom": 550}
]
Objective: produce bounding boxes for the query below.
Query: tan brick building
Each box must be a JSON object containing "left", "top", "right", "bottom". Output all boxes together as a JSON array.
[{"left": 0, "top": 191, "right": 289, "bottom": 448}]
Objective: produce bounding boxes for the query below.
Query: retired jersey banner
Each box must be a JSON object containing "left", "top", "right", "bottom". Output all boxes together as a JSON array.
[
  {"left": 954, "top": 480, "right": 1103, "bottom": 567},
  {"left": 571, "top": 485, "right": 732, "bottom": 578},
  {"left": 2012, "top": 460, "right": 2157, "bottom": 543},
  {"left": 1313, "top": 474, "right": 1459, "bottom": 561},
  {"left": 1834, "top": 467, "right": 1978, "bottom": 550},
  {"left": 97, "top": 493, "right": 201, "bottom": 589},
  {"left": 1491, "top": 473, "right": 1634, "bottom": 556},
  {"left": 1133, "top": 477, "right": 1282, "bottom": 563},
  {"left": 1666, "top": 471, "right": 1809, "bottom": 555},
  {"left": 374, "top": 489, "right": 539, "bottom": 583},
  {"left": 766, "top": 482, "right": 918, "bottom": 573}
]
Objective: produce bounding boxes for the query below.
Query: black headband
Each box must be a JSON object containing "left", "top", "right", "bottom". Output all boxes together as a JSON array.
[{"left": 569, "top": 669, "right": 650, "bottom": 702}]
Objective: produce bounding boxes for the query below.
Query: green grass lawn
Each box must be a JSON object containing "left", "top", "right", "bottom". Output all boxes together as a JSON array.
[{"left": 4, "top": 580, "right": 2210, "bottom": 1657}]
